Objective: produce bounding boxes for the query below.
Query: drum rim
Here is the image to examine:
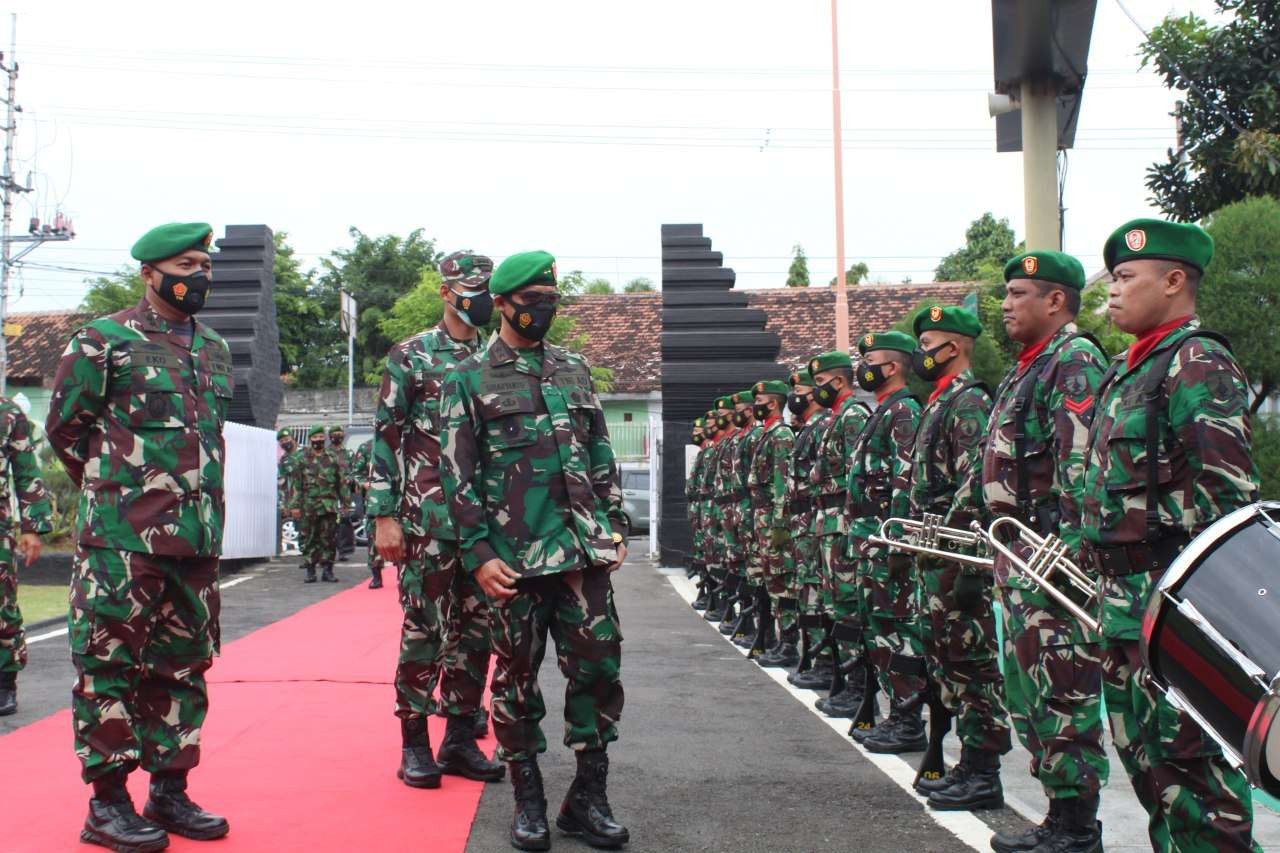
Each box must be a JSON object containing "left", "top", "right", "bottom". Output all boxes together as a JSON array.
[{"left": 1245, "top": 689, "right": 1280, "bottom": 798}]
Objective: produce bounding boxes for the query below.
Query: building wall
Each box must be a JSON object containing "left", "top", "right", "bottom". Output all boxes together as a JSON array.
[{"left": 10, "top": 385, "right": 52, "bottom": 432}]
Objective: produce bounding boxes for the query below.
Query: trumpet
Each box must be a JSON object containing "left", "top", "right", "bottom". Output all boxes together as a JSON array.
[
  {"left": 868, "top": 513, "right": 994, "bottom": 570},
  {"left": 982, "top": 516, "right": 1101, "bottom": 635}
]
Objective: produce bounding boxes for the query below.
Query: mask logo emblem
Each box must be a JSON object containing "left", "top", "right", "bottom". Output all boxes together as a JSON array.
[
  {"left": 172, "top": 282, "right": 188, "bottom": 301},
  {"left": 519, "top": 312, "right": 532, "bottom": 328}
]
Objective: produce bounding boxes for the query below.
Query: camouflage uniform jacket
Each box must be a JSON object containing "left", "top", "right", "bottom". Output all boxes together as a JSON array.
[
  {"left": 1081, "top": 319, "right": 1257, "bottom": 639},
  {"left": 846, "top": 389, "right": 920, "bottom": 543},
  {"left": 977, "top": 323, "right": 1107, "bottom": 586},
  {"left": 278, "top": 447, "right": 303, "bottom": 514},
  {"left": 746, "top": 418, "right": 795, "bottom": 531},
  {"left": 46, "top": 299, "right": 234, "bottom": 557},
  {"left": 368, "top": 326, "right": 480, "bottom": 539},
  {"left": 734, "top": 422, "right": 764, "bottom": 519},
  {"left": 0, "top": 398, "right": 52, "bottom": 534},
  {"left": 351, "top": 439, "right": 374, "bottom": 488},
  {"left": 909, "top": 369, "right": 991, "bottom": 528},
  {"left": 714, "top": 431, "right": 742, "bottom": 511},
  {"left": 811, "top": 395, "right": 870, "bottom": 537},
  {"left": 439, "top": 337, "right": 623, "bottom": 577},
  {"left": 785, "top": 410, "right": 832, "bottom": 532},
  {"left": 288, "top": 448, "right": 350, "bottom": 515}
]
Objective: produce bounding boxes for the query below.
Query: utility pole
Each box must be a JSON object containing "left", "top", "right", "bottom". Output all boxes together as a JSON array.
[
  {"left": 829, "top": 0, "right": 850, "bottom": 352},
  {"left": 0, "top": 14, "right": 74, "bottom": 395}
]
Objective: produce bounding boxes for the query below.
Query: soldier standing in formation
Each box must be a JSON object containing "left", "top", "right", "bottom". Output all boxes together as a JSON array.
[
  {"left": 702, "top": 396, "right": 737, "bottom": 624},
  {"left": 288, "top": 425, "right": 348, "bottom": 583},
  {"left": 48, "top": 222, "right": 232, "bottom": 851},
  {"left": 351, "top": 437, "right": 385, "bottom": 588},
  {"left": 745, "top": 380, "right": 796, "bottom": 662},
  {"left": 725, "top": 390, "right": 761, "bottom": 646},
  {"left": 0, "top": 397, "right": 52, "bottom": 717},
  {"left": 685, "top": 417, "right": 710, "bottom": 607},
  {"left": 369, "top": 249, "right": 504, "bottom": 789},
  {"left": 329, "top": 424, "right": 355, "bottom": 561},
  {"left": 1081, "top": 220, "right": 1260, "bottom": 851}
]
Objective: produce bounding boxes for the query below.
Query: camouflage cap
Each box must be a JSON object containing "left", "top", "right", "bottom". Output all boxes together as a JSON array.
[
  {"left": 130, "top": 222, "right": 214, "bottom": 263},
  {"left": 857, "top": 330, "right": 916, "bottom": 355},
  {"left": 1004, "top": 250, "right": 1085, "bottom": 291},
  {"left": 307, "top": 425, "right": 325, "bottom": 439},
  {"left": 490, "top": 250, "right": 557, "bottom": 296},
  {"left": 1103, "top": 217, "right": 1214, "bottom": 274},
  {"left": 913, "top": 304, "right": 982, "bottom": 339},
  {"left": 440, "top": 250, "right": 494, "bottom": 288},
  {"left": 753, "top": 379, "right": 790, "bottom": 398},
  {"left": 808, "top": 351, "right": 853, "bottom": 375},
  {"left": 731, "top": 390, "right": 755, "bottom": 405}
]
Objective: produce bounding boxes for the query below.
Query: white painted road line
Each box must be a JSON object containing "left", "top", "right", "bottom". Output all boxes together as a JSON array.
[
  {"left": 661, "top": 567, "right": 1001, "bottom": 853},
  {"left": 218, "top": 575, "right": 256, "bottom": 591}
]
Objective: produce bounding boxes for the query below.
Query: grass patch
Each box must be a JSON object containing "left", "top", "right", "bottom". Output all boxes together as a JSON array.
[{"left": 16, "top": 583, "right": 67, "bottom": 624}]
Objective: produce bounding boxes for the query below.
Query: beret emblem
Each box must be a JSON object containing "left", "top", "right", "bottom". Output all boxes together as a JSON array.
[{"left": 1125, "top": 229, "right": 1147, "bottom": 251}]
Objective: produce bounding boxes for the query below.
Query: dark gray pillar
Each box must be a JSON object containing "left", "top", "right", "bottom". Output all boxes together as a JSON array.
[
  {"left": 205, "top": 225, "right": 284, "bottom": 428},
  {"left": 658, "top": 224, "right": 785, "bottom": 566}
]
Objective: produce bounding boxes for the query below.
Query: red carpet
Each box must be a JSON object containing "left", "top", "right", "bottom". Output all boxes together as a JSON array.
[{"left": 1, "top": 583, "right": 492, "bottom": 851}]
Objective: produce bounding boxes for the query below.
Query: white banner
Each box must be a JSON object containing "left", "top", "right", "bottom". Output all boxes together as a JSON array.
[{"left": 221, "top": 421, "right": 279, "bottom": 559}]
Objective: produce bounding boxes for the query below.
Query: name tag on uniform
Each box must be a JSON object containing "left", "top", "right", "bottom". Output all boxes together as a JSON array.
[{"left": 130, "top": 341, "right": 182, "bottom": 371}]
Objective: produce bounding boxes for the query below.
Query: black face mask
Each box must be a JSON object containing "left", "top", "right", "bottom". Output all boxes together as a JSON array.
[
  {"left": 786, "top": 393, "right": 809, "bottom": 416},
  {"left": 753, "top": 404, "right": 772, "bottom": 421},
  {"left": 716, "top": 415, "right": 731, "bottom": 430},
  {"left": 911, "top": 342, "right": 955, "bottom": 382},
  {"left": 857, "top": 360, "right": 891, "bottom": 392},
  {"left": 732, "top": 411, "right": 749, "bottom": 428},
  {"left": 310, "top": 440, "right": 326, "bottom": 452},
  {"left": 280, "top": 440, "right": 295, "bottom": 453},
  {"left": 330, "top": 437, "right": 343, "bottom": 447},
  {"left": 156, "top": 271, "right": 212, "bottom": 315},
  {"left": 814, "top": 379, "right": 842, "bottom": 408},
  {"left": 452, "top": 289, "right": 493, "bottom": 328},
  {"left": 504, "top": 299, "right": 557, "bottom": 342}
]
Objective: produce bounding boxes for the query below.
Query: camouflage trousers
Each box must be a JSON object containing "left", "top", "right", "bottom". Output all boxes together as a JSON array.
[
  {"left": 489, "top": 566, "right": 623, "bottom": 762},
  {"left": 0, "top": 532, "right": 24, "bottom": 673},
  {"left": 756, "top": 526, "right": 796, "bottom": 631},
  {"left": 998, "top": 584, "right": 1108, "bottom": 800},
  {"left": 792, "top": 523, "right": 826, "bottom": 655},
  {"left": 394, "top": 536, "right": 490, "bottom": 720},
  {"left": 857, "top": 546, "right": 923, "bottom": 707},
  {"left": 718, "top": 501, "right": 741, "bottom": 567},
  {"left": 1101, "top": 639, "right": 1259, "bottom": 852},
  {"left": 918, "top": 559, "right": 1011, "bottom": 754},
  {"left": 69, "top": 547, "right": 220, "bottom": 783},
  {"left": 301, "top": 511, "right": 337, "bottom": 566},
  {"left": 819, "top": 532, "right": 863, "bottom": 666}
]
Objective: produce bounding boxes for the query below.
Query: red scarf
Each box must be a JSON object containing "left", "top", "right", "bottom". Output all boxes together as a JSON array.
[
  {"left": 833, "top": 389, "right": 855, "bottom": 412},
  {"left": 1017, "top": 333, "right": 1055, "bottom": 371},
  {"left": 927, "top": 372, "right": 960, "bottom": 405},
  {"left": 875, "top": 384, "right": 901, "bottom": 404},
  {"left": 1128, "top": 315, "right": 1193, "bottom": 370}
]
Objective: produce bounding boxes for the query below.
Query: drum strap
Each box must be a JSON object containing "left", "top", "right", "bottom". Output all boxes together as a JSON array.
[
  {"left": 924, "top": 381, "right": 992, "bottom": 501},
  {"left": 855, "top": 388, "right": 916, "bottom": 495}
]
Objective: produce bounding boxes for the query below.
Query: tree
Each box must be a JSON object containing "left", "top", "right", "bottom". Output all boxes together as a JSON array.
[
  {"left": 828, "top": 262, "right": 869, "bottom": 286},
  {"left": 935, "top": 213, "right": 1017, "bottom": 281},
  {"left": 80, "top": 268, "right": 144, "bottom": 314},
  {"left": 1141, "top": 3, "right": 1280, "bottom": 221},
  {"left": 624, "top": 277, "right": 654, "bottom": 293},
  {"left": 786, "top": 244, "right": 810, "bottom": 287},
  {"left": 584, "top": 279, "right": 614, "bottom": 295},
  {"left": 1199, "top": 195, "right": 1280, "bottom": 413},
  {"left": 272, "top": 231, "right": 327, "bottom": 377},
  {"left": 886, "top": 297, "right": 1009, "bottom": 393}
]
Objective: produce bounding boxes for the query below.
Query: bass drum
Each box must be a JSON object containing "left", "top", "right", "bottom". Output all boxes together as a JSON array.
[{"left": 1140, "top": 501, "right": 1280, "bottom": 797}]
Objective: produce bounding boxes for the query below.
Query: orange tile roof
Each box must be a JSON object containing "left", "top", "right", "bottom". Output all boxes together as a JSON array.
[{"left": 5, "top": 310, "right": 92, "bottom": 388}]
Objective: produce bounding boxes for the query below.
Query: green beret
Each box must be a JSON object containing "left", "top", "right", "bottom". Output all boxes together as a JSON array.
[
  {"left": 130, "top": 222, "right": 214, "bottom": 263},
  {"left": 693, "top": 417, "right": 705, "bottom": 429},
  {"left": 276, "top": 428, "right": 291, "bottom": 440},
  {"left": 731, "top": 390, "right": 755, "bottom": 405},
  {"left": 913, "top": 304, "right": 982, "bottom": 339},
  {"left": 789, "top": 368, "right": 814, "bottom": 388},
  {"left": 857, "top": 330, "right": 916, "bottom": 356},
  {"left": 1004, "top": 251, "right": 1085, "bottom": 291},
  {"left": 807, "top": 351, "right": 853, "bottom": 375},
  {"left": 490, "top": 250, "right": 557, "bottom": 296},
  {"left": 1103, "top": 217, "right": 1214, "bottom": 274},
  {"left": 753, "top": 379, "right": 790, "bottom": 398},
  {"left": 307, "top": 425, "right": 325, "bottom": 439},
  {"left": 328, "top": 425, "right": 345, "bottom": 435},
  {"left": 714, "top": 396, "right": 734, "bottom": 410}
]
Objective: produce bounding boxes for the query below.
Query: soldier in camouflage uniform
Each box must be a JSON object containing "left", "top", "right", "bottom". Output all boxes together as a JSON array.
[
  {"left": 728, "top": 390, "right": 763, "bottom": 647},
  {"left": 351, "top": 437, "right": 386, "bottom": 588},
  {"left": 685, "top": 417, "right": 710, "bottom": 608},
  {"left": 843, "top": 331, "right": 924, "bottom": 752},
  {"left": 906, "top": 305, "right": 1012, "bottom": 811},
  {"left": 1080, "top": 219, "right": 1261, "bottom": 853},
  {"left": 438, "top": 251, "right": 629, "bottom": 851},
  {"left": 329, "top": 424, "right": 355, "bottom": 560},
  {"left": 277, "top": 428, "right": 304, "bottom": 561},
  {"left": 0, "top": 397, "right": 52, "bottom": 717},
  {"left": 745, "top": 380, "right": 796, "bottom": 663},
  {"left": 701, "top": 397, "right": 737, "bottom": 624},
  {"left": 288, "top": 425, "right": 349, "bottom": 583},
  {"left": 976, "top": 252, "right": 1110, "bottom": 853},
  {"left": 47, "top": 222, "right": 231, "bottom": 850},
  {"left": 807, "top": 351, "right": 870, "bottom": 717},
  {"left": 783, "top": 370, "right": 836, "bottom": 688},
  {"left": 368, "top": 249, "right": 504, "bottom": 789}
]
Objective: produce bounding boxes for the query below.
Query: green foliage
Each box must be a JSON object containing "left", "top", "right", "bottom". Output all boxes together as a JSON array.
[
  {"left": 585, "top": 279, "right": 614, "bottom": 295},
  {"left": 886, "top": 295, "right": 1006, "bottom": 394},
  {"left": 786, "top": 244, "right": 810, "bottom": 287},
  {"left": 39, "top": 445, "right": 78, "bottom": 543},
  {"left": 1141, "top": 3, "right": 1280, "bottom": 221},
  {"left": 1200, "top": 195, "right": 1280, "bottom": 412},
  {"left": 80, "top": 268, "right": 145, "bottom": 315},
  {"left": 828, "top": 261, "right": 869, "bottom": 286},
  {"left": 624, "top": 277, "right": 655, "bottom": 293},
  {"left": 1254, "top": 417, "right": 1280, "bottom": 500},
  {"left": 935, "top": 213, "right": 1017, "bottom": 281},
  {"left": 273, "top": 231, "right": 326, "bottom": 377}
]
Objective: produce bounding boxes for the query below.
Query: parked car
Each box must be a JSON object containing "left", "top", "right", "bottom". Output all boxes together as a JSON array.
[{"left": 619, "top": 462, "right": 651, "bottom": 538}]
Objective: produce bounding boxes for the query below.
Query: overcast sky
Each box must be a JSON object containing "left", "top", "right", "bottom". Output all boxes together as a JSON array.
[{"left": 0, "top": 0, "right": 1216, "bottom": 313}]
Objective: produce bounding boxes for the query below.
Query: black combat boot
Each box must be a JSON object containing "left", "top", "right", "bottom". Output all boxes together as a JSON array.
[
  {"left": 556, "top": 749, "right": 630, "bottom": 849},
  {"left": 302, "top": 564, "right": 316, "bottom": 583},
  {"left": 81, "top": 770, "right": 170, "bottom": 852},
  {"left": 320, "top": 562, "right": 338, "bottom": 582},
  {"left": 437, "top": 714, "right": 505, "bottom": 782},
  {"left": 729, "top": 593, "right": 756, "bottom": 645},
  {"left": 143, "top": 770, "right": 230, "bottom": 841},
  {"left": 397, "top": 717, "right": 443, "bottom": 789},
  {"left": 851, "top": 712, "right": 894, "bottom": 744},
  {"left": 0, "top": 669, "right": 16, "bottom": 716},
  {"left": 368, "top": 565, "right": 383, "bottom": 589},
  {"left": 927, "top": 746, "right": 1003, "bottom": 811},
  {"left": 692, "top": 578, "right": 709, "bottom": 610},
  {"left": 698, "top": 581, "right": 718, "bottom": 617},
  {"left": 759, "top": 626, "right": 800, "bottom": 668},
  {"left": 1029, "top": 796, "right": 1102, "bottom": 853},
  {"left": 473, "top": 706, "right": 491, "bottom": 739},
  {"left": 789, "top": 658, "right": 834, "bottom": 690},
  {"left": 991, "top": 798, "right": 1063, "bottom": 853},
  {"left": 509, "top": 758, "right": 550, "bottom": 851},
  {"left": 863, "top": 705, "right": 927, "bottom": 754},
  {"left": 815, "top": 659, "right": 863, "bottom": 717}
]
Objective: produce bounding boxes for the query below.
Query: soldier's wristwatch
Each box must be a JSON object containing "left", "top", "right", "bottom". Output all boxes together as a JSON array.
[{"left": 611, "top": 531, "right": 624, "bottom": 544}]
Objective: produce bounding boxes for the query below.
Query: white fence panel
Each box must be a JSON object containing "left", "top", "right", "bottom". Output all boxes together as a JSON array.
[{"left": 222, "top": 421, "right": 278, "bottom": 559}]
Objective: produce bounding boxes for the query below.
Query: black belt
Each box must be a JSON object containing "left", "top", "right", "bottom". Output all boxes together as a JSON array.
[
  {"left": 1082, "top": 533, "right": 1190, "bottom": 578},
  {"left": 714, "top": 491, "right": 745, "bottom": 505},
  {"left": 750, "top": 496, "right": 769, "bottom": 509},
  {"left": 790, "top": 497, "right": 813, "bottom": 514},
  {"left": 849, "top": 496, "right": 888, "bottom": 517},
  {"left": 817, "top": 493, "right": 846, "bottom": 510}
]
